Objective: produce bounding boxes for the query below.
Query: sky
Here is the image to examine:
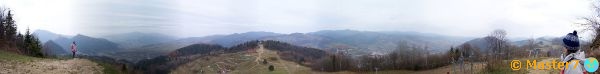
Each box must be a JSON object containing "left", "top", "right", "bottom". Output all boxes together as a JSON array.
[{"left": 0, "top": 0, "right": 595, "bottom": 40}]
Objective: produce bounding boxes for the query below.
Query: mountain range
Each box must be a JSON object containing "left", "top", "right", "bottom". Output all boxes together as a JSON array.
[
  {"left": 102, "top": 32, "right": 176, "bottom": 49},
  {"left": 31, "top": 29, "right": 576, "bottom": 74},
  {"left": 34, "top": 29, "right": 494, "bottom": 62}
]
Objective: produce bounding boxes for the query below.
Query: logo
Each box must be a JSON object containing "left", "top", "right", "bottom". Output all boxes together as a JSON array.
[
  {"left": 584, "top": 57, "right": 599, "bottom": 72},
  {"left": 510, "top": 59, "right": 581, "bottom": 70},
  {"left": 511, "top": 60, "right": 521, "bottom": 70}
]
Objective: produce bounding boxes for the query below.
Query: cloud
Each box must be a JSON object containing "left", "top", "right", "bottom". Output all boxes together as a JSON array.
[
  {"left": 70, "top": 0, "right": 179, "bottom": 37},
  {"left": 0, "top": 0, "right": 595, "bottom": 39}
]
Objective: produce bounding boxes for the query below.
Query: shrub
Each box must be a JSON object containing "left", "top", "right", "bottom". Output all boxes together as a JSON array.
[{"left": 268, "top": 65, "right": 274, "bottom": 71}]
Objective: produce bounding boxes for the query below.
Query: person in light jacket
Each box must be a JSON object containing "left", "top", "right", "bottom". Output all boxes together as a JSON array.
[{"left": 561, "top": 31, "right": 587, "bottom": 74}]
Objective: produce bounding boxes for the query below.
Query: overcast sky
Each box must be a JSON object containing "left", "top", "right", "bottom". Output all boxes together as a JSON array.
[{"left": 0, "top": 0, "right": 595, "bottom": 40}]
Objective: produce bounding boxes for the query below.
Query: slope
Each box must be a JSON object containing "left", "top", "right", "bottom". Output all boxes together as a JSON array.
[
  {"left": 0, "top": 50, "right": 104, "bottom": 74},
  {"left": 171, "top": 41, "right": 312, "bottom": 74}
]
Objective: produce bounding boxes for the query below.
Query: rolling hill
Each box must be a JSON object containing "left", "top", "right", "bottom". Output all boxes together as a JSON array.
[
  {"left": 41, "top": 40, "right": 69, "bottom": 57},
  {"left": 171, "top": 42, "right": 314, "bottom": 74},
  {"left": 133, "top": 40, "right": 327, "bottom": 74}
]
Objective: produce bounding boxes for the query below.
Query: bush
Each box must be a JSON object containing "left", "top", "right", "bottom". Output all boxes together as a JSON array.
[{"left": 268, "top": 65, "right": 274, "bottom": 71}]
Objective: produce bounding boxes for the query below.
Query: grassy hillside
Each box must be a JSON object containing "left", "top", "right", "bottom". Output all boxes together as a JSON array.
[
  {"left": 0, "top": 50, "right": 105, "bottom": 74},
  {"left": 0, "top": 50, "right": 40, "bottom": 62},
  {"left": 171, "top": 43, "right": 313, "bottom": 74},
  {"left": 170, "top": 47, "right": 492, "bottom": 74}
]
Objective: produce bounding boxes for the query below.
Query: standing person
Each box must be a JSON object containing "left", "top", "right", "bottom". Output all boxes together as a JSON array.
[
  {"left": 561, "top": 31, "right": 587, "bottom": 74},
  {"left": 71, "top": 41, "right": 77, "bottom": 58}
]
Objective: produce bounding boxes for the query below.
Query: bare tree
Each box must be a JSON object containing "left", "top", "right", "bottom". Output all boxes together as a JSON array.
[
  {"left": 578, "top": 0, "right": 600, "bottom": 57},
  {"left": 525, "top": 38, "right": 537, "bottom": 58},
  {"left": 486, "top": 29, "right": 508, "bottom": 58},
  {"left": 484, "top": 29, "right": 511, "bottom": 72}
]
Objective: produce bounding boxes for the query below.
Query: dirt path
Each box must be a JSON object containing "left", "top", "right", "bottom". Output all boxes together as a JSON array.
[
  {"left": 171, "top": 41, "right": 310, "bottom": 74},
  {"left": 0, "top": 58, "right": 104, "bottom": 74},
  {"left": 258, "top": 42, "right": 292, "bottom": 74},
  {"left": 255, "top": 42, "right": 264, "bottom": 64}
]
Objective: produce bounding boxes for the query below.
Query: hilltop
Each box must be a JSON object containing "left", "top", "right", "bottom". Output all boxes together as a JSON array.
[
  {"left": 0, "top": 50, "right": 104, "bottom": 74},
  {"left": 171, "top": 41, "right": 314, "bottom": 74},
  {"left": 131, "top": 40, "right": 327, "bottom": 74}
]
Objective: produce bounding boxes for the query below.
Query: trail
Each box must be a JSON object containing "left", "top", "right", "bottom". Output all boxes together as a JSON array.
[
  {"left": 255, "top": 41, "right": 264, "bottom": 64},
  {"left": 257, "top": 41, "right": 292, "bottom": 74}
]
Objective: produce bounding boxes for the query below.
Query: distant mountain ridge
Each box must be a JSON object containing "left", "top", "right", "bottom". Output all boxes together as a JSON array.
[
  {"left": 209, "top": 31, "right": 282, "bottom": 47},
  {"left": 461, "top": 36, "right": 569, "bottom": 53},
  {"left": 512, "top": 36, "right": 563, "bottom": 47},
  {"left": 41, "top": 40, "right": 68, "bottom": 57},
  {"left": 71, "top": 34, "right": 121, "bottom": 55},
  {"left": 35, "top": 29, "right": 473, "bottom": 62},
  {"left": 103, "top": 32, "right": 176, "bottom": 49},
  {"left": 33, "top": 30, "right": 67, "bottom": 43},
  {"left": 150, "top": 30, "right": 470, "bottom": 56},
  {"left": 33, "top": 30, "right": 122, "bottom": 57}
]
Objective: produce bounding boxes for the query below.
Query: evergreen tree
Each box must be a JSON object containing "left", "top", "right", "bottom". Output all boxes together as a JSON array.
[
  {"left": 30, "top": 33, "right": 42, "bottom": 57},
  {"left": 0, "top": 8, "right": 6, "bottom": 41},
  {"left": 16, "top": 32, "right": 24, "bottom": 51},
  {"left": 0, "top": 7, "right": 41, "bottom": 57},
  {"left": 4, "top": 10, "right": 16, "bottom": 41},
  {"left": 24, "top": 27, "right": 31, "bottom": 53},
  {"left": 24, "top": 28, "right": 43, "bottom": 57}
]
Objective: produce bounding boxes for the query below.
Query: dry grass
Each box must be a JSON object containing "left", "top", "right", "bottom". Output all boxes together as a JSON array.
[
  {"left": 0, "top": 50, "right": 104, "bottom": 74},
  {"left": 171, "top": 43, "right": 313, "bottom": 74}
]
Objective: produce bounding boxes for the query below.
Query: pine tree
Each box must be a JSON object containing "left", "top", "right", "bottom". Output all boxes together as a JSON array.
[
  {"left": 24, "top": 28, "right": 32, "bottom": 56},
  {"left": 0, "top": 7, "right": 42, "bottom": 56},
  {"left": 30, "top": 34, "right": 42, "bottom": 57},
  {"left": 0, "top": 8, "right": 6, "bottom": 42},
  {"left": 4, "top": 10, "right": 16, "bottom": 41},
  {"left": 16, "top": 32, "right": 24, "bottom": 50},
  {"left": 23, "top": 28, "right": 43, "bottom": 57}
]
